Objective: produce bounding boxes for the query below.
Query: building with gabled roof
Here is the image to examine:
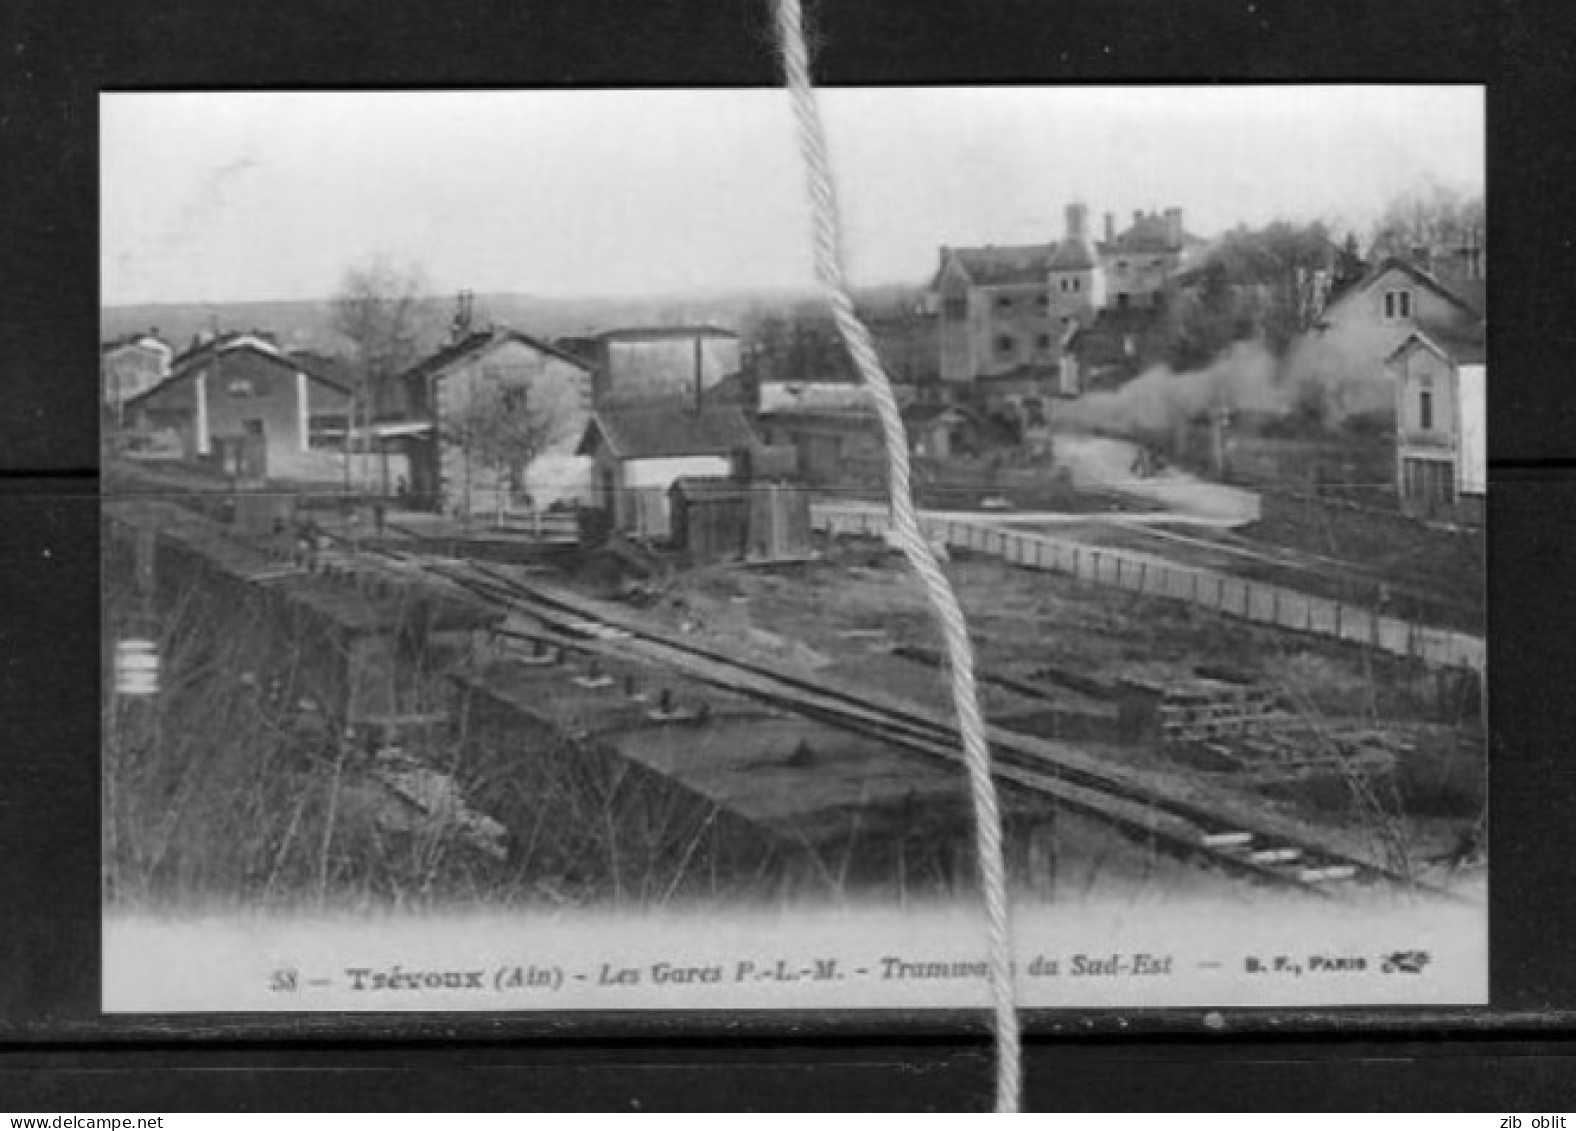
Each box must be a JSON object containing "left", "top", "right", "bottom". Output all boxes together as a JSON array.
[
  {"left": 1387, "top": 325, "right": 1486, "bottom": 524},
  {"left": 398, "top": 325, "right": 595, "bottom": 515},
  {"left": 576, "top": 404, "right": 761, "bottom": 540},
  {"left": 1284, "top": 254, "right": 1485, "bottom": 432},
  {"left": 1318, "top": 255, "right": 1482, "bottom": 328},
  {"left": 123, "top": 332, "right": 352, "bottom": 480}
]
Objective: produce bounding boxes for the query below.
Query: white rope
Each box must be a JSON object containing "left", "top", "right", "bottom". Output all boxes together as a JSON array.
[{"left": 771, "top": 0, "right": 1022, "bottom": 1112}]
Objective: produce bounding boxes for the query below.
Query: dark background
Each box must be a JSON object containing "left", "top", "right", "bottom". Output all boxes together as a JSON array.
[{"left": 4, "top": 0, "right": 1576, "bottom": 1110}]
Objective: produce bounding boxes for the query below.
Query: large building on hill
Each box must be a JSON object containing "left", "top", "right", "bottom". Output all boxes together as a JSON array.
[{"left": 932, "top": 201, "right": 1206, "bottom": 396}]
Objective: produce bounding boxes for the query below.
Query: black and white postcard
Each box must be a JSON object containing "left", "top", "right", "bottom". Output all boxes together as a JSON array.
[{"left": 99, "top": 87, "right": 1487, "bottom": 1013}]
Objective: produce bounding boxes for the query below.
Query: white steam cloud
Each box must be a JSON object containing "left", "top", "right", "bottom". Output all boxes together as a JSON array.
[{"left": 1057, "top": 337, "right": 1398, "bottom": 438}]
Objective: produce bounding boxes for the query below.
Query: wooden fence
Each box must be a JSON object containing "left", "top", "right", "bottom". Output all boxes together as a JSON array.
[
  {"left": 811, "top": 506, "right": 1485, "bottom": 674},
  {"left": 492, "top": 510, "right": 580, "bottom": 540}
]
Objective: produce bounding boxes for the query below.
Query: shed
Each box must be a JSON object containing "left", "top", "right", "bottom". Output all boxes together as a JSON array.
[
  {"left": 668, "top": 478, "right": 813, "bottom": 564},
  {"left": 669, "top": 477, "right": 750, "bottom": 561}
]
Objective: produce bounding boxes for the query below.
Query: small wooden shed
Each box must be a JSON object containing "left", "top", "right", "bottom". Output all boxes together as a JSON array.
[
  {"left": 669, "top": 477, "right": 750, "bottom": 561},
  {"left": 669, "top": 478, "right": 813, "bottom": 563}
]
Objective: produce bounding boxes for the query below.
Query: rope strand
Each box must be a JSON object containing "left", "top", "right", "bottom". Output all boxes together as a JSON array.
[{"left": 772, "top": 0, "right": 1021, "bottom": 1111}]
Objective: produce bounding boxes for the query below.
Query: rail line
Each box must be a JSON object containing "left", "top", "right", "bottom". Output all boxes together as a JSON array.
[
  {"left": 375, "top": 548, "right": 1462, "bottom": 904},
  {"left": 209, "top": 518, "right": 1463, "bottom": 902}
]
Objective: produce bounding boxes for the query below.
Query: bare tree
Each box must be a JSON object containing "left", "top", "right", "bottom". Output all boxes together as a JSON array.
[
  {"left": 1368, "top": 184, "right": 1485, "bottom": 263},
  {"left": 330, "top": 257, "right": 436, "bottom": 493},
  {"left": 446, "top": 375, "right": 584, "bottom": 523}
]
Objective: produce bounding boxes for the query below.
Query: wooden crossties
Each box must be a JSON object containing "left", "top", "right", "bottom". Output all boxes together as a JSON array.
[{"left": 427, "top": 559, "right": 1460, "bottom": 901}]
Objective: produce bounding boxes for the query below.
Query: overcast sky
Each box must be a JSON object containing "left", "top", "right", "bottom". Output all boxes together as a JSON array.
[{"left": 101, "top": 87, "right": 1483, "bottom": 307}]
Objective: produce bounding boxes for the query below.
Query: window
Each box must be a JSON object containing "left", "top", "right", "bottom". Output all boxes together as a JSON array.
[
  {"left": 1419, "top": 390, "right": 1434, "bottom": 431},
  {"left": 1035, "top": 293, "right": 1049, "bottom": 309},
  {"left": 226, "top": 378, "right": 255, "bottom": 398},
  {"left": 996, "top": 335, "right": 1016, "bottom": 355},
  {"left": 1072, "top": 278, "right": 1082, "bottom": 292},
  {"left": 309, "top": 414, "right": 349, "bottom": 449},
  {"left": 995, "top": 295, "right": 1013, "bottom": 312},
  {"left": 1117, "top": 259, "right": 1129, "bottom": 270},
  {"left": 1036, "top": 334, "right": 1052, "bottom": 351},
  {"left": 1116, "top": 293, "right": 1131, "bottom": 310},
  {"left": 1384, "top": 289, "right": 1414, "bottom": 320},
  {"left": 944, "top": 296, "right": 967, "bottom": 320}
]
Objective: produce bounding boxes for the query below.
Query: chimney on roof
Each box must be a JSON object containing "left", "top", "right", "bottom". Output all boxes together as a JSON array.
[
  {"left": 1164, "top": 207, "right": 1183, "bottom": 247},
  {"left": 1467, "top": 227, "right": 1485, "bottom": 280},
  {"left": 1103, "top": 212, "right": 1115, "bottom": 245},
  {"left": 1065, "top": 201, "right": 1089, "bottom": 243},
  {"left": 450, "top": 290, "right": 475, "bottom": 344},
  {"left": 693, "top": 333, "right": 705, "bottom": 418},
  {"left": 1132, "top": 210, "right": 1143, "bottom": 226}
]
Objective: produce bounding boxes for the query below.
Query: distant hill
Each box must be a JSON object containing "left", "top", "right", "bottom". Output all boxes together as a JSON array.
[{"left": 101, "top": 283, "right": 930, "bottom": 357}]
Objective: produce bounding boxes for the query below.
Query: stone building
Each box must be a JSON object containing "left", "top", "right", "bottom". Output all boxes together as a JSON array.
[
  {"left": 399, "top": 327, "right": 595, "bottom": 514},
  {"left": 932, "top": 201, "right": 1203, "bottom": 397}
]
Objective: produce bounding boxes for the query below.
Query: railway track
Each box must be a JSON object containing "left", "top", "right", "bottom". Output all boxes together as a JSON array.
[
  {"left": 368, "top": 548, "right": 1462, "bottom": 904},
  {"left": 187, "top": 514, "right": 1464, "bottom": 903},
  {"left": 134, "top": 489, "right": 1474, "bottom": 902}
]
